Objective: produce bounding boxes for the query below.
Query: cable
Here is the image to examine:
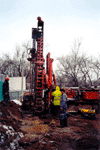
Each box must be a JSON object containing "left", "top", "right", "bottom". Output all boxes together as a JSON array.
[
  {"left": 66, "top": 112, "right": 95, "bottom": 119},
  {"left": 67, "top": 113, "right": 83, "bottom": 119}
]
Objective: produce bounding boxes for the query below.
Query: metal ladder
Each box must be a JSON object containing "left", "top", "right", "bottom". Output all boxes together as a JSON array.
[{"left": 35, "top": 18, "right": 44, "bottom": 112}]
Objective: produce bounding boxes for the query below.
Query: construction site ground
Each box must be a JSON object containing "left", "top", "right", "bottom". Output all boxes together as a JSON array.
[{"left": 0, "top": 100, "right": 100, "bottom": 150}]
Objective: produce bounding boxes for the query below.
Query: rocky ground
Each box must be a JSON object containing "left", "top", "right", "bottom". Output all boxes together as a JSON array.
[{"left": 0, "top": 101, "right": 100, "bottom": 150}]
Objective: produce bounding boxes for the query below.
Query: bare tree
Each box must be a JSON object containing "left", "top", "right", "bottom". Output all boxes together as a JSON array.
[
  {"left": 93, "top": 55, "right": 100, "bottom": 80},
  {"left": 12, "top": 41, "right": 31, "bottom": 77},
  {"left": 55, "top": 70, "right": 66, "bottom": 88},
  {"left": 56, "top": 39, "right": 83, "bottom": 87},
  {"left": 0, "top": 53, "right": 14, "bottom": 76},
  {"left": 0, "top": 41, "right": 31, "bottom": 78},
  {"left": 91, "top": 54, "right": 100, "bottom": 86},
  {"left": 78, "top": 55, "right": 93, "bottom": 86},
  {"left": 55, "top": 38, "right": 97, "bottom": 87}
]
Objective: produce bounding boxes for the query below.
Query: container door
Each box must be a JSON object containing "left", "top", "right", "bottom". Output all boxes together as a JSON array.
[{"left": 0, "top": 81, "right": 3, "bottom": 101}]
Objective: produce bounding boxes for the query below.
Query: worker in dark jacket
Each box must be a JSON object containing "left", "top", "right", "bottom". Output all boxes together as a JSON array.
[
  {"left": 60, "top": 88, "right": 67, "bottom": 127},
  {"left": 3, "top": 77, "right": 10, "bottom": 102}
]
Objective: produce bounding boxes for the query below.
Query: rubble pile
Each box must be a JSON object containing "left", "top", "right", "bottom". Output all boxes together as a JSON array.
[
  {"left": 0, "top": 101, "right": 24, "bottom": 149},
  {"left": 0, "top": 101, "right": 22, "bottom": 131},
  {"left": 0, "top": 124, "right": 24, "bottom": 150}
]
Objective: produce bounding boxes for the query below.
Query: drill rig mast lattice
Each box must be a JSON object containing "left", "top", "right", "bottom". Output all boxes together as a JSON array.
[{"left": 27, "top": 17, "right": 57, "bottom": 114}]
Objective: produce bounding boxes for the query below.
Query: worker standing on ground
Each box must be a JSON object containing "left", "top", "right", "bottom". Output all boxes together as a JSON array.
[
  {"left": 60, "top": 88, "right": 67, "bottom": 127},
  {"left": 52, "top": 86, "right": 62, "bottom": 119},
  {"left": 3, "top": 77, "right": 10, "bottom": 103}
]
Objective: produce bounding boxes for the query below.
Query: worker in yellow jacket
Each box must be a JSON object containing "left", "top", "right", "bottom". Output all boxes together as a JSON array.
[{"left": 52, "top": 86, "right": 62, "bottom": 119}]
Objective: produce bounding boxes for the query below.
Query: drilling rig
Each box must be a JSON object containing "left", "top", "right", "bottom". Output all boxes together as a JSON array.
[{"left": 24, "top": 17, "right": 56, "bottom": 114}]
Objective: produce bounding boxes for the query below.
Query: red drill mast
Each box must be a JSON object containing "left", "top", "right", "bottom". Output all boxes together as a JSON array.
[{"left": 28, "top": 17, "right": 56, "bottom": 113}]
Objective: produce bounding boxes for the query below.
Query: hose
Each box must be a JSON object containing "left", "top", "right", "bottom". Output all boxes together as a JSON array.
[{"left": 66, "top": 112, "right": 96, "bottom": 119}]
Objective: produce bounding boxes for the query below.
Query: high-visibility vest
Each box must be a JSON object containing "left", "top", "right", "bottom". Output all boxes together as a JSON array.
[
  {"left": 53, "top": 96, "right": 61, "bottom": 106},
  {"left": 52, "top": 86, "right": 62, "bottom": 106}
]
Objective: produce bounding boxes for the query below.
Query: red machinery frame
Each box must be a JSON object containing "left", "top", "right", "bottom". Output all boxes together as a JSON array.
[{"left": 27, "top": 17, "right": 57, "bottom": 113}]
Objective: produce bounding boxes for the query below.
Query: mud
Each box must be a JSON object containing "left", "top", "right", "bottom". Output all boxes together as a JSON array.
[{"left": 0, "top": 101, "right": 100, "bottom": 150}]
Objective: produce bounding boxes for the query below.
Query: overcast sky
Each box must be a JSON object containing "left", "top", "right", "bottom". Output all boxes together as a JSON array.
[{"left": 0, "top": 0, "right": 100, "bottom": 70}]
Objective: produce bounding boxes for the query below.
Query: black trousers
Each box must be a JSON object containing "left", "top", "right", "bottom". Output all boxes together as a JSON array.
[
  {"left": 60, "top": 113, "right": 67, "bottom": 127},
  {"left": 53, "top": 106, "right": 60, "bottom": 117},
  {"left": 4, "top": 94, "right": 10, "bottom": 102}
]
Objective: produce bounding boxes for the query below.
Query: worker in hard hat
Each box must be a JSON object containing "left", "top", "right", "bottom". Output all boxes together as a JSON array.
[
  {"left": 52, "top": 86, "right": 62, "bottom": 119},
  {"left": 3, "top": 77, "right": 10, "bottom": 102},
  {"left": 60, "top": 88, "right": 67, "bottom": 127}
]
